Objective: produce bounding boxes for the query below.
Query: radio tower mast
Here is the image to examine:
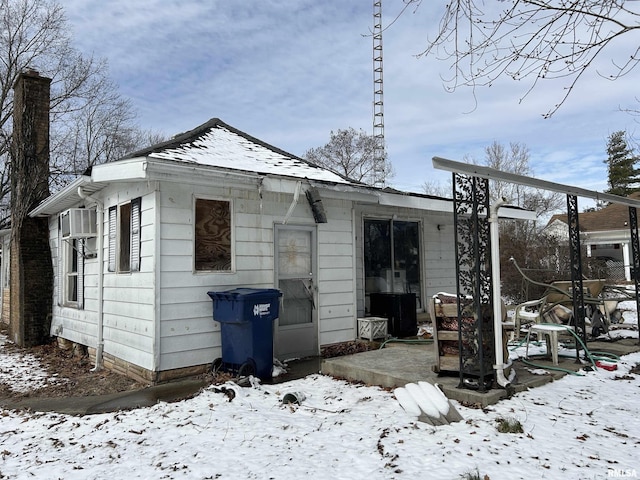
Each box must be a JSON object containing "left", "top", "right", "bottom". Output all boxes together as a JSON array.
[{"left": 372, "top": 0, "right": 385, "bottom": 188}]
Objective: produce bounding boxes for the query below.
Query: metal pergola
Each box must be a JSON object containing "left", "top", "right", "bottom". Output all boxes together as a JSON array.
[{"left": 433, "top": 156, "right": 640, "bottom": 390}]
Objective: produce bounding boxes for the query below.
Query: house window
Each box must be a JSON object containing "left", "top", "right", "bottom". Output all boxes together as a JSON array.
[
  {"left": 195, "top": 198, "right": 232, "bottom": 271},
  {"left": 109, "top": 197, "right": 141, "bottom": 273},
  {"left": 62, "top": 238, "right": 83, "bottom": 307},
  {"left": 119, "top": 202, "right": 131, "bottom": 272},
  {"left": 1, "top": 244, "right": 9, "bottom": 289},
  {"left": 364, "top": 218, "right": 421, "bottom": 309}
]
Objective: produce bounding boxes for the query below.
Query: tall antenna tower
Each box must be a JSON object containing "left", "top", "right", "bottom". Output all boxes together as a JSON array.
[{"left": 372, "top": 0, "right": 385, "bottom": 188}]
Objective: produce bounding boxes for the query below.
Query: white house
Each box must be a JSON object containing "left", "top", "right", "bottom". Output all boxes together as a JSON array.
[
  {"left": 546, "top": 193, "right": 640, "bottom": 281},
  {"left": 15, "top": 118, "right": 469, "bottom": 383}
]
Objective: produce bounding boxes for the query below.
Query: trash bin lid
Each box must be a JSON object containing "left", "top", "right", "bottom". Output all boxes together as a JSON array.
[
  {"left": 207, "top": 288, "right": 282, "bottom": 301},
  {"left": 229, "top": 288, "right": 281, "bottom": 297}
]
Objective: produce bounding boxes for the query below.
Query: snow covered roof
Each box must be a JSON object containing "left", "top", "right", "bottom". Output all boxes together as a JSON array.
[
  {"left": 127, "top": 118, "right": 359, "bottom": 186},
  {"left": 32, "top": 118, "right": 517, "bottom": 218}
]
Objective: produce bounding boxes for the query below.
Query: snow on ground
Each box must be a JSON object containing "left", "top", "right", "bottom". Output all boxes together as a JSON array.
[
  {"left": 0, "top": 335, "right": 65, "bottom": 393},
  {"left": 506, "top": 299, "right": 640, "bottom": 364},
  {"left": 0, "top": 307, "right": 639, "bottom": 479}
]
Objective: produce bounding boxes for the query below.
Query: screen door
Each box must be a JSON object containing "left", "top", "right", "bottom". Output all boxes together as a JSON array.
[{"left": 274, "top": 225, "right": 318, "bottom": 359}]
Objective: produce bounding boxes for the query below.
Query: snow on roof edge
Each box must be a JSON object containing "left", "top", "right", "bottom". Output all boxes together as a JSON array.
[{"left": 124, "top": 117, "right": 361, "bottom": 186}]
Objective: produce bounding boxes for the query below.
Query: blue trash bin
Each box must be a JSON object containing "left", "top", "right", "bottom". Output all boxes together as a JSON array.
[{"left": 207, "top": 288, "right": 282, "bottom": 379}]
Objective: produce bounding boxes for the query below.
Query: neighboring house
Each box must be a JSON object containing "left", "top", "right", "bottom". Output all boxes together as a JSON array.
[
  {"left": 2, "top": 117, "right": 469, "bottom": 383},
  {"left": 546, "top": 192, "right": 640, "bottom": 281}
]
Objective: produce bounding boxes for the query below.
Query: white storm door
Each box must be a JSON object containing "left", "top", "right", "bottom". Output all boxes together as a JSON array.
[{"left": 274, "top": 225, "right": 318, "bottom": 359}]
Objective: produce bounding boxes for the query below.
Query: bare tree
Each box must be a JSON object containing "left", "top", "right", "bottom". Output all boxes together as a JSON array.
[
  {"left": 413, "top": 0, "right": 640, "bottom": 117},
  {"left": 470, "top": 141, "right": 563, "bottom": 215},
  {"left": 50, "top": 80, "right": 164, "bottom": 190},
  {"left": 483, "top": 142, "right": 530, "bottom": 204},
  {"left": 422, "top": 178, "right": 451, "bottom": 197},
  {"left": 462, "top": 141, "right": 565, "bottom": 300},
  {"left": 0, "top": 0, "right": 162, "bottom": 227},
  {"left": 304, "top": 127, "right": 394, "bottom": 185}
]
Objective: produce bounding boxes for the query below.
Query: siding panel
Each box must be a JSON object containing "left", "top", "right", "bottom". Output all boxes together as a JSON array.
[{"left": 158, "top": 187, "right": 358, "bottom": 370}]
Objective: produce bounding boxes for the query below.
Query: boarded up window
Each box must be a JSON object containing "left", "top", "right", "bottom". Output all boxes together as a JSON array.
[{"left": 195, "top": 199, "right": 231, "bottom": 271}]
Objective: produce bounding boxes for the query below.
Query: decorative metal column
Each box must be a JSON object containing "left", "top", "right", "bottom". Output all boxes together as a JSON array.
[
  {"left": 453, "top": 173, "right": 494, "bottom": 391},
  {"left": 628, "top": 206, "right": 640, "bottom": 345},
  {"left": 566, "top": 194, "right": 586, "bottom": 361}
]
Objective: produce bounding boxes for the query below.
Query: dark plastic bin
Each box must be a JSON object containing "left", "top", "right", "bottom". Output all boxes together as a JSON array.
[
  {"left": 207, "top": 288, "right": 282, "bottom": 379},
  {"left": 369, "top": 292, "right": 417, "bottom": 337}
]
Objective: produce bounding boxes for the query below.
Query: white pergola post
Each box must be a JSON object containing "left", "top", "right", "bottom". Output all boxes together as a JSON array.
[{"left": 623, "top": 242, "right": 631, "bottom": 281}]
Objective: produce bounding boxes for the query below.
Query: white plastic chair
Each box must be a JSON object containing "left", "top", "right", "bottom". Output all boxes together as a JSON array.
[{"left": 512, "top": 296, "right": 547, "bottom": 340}]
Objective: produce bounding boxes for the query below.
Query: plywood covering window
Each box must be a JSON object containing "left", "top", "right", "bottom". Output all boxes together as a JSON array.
[{"left": 195, "top": 198, "right": 232, "bottom": 271}]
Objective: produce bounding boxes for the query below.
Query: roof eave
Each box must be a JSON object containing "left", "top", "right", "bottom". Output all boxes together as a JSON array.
[{"left": 29, "top": 176, "right": 94, "bottom": 217}]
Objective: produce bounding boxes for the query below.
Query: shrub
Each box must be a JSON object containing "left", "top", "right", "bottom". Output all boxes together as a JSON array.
[{"left": 496, "top": 417, "right": 524, "bottom": 433}]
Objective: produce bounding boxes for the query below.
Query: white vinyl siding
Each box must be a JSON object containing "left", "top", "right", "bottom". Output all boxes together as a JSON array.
[
  {"left": 102, "top": 192, "right": 154, "bottom": 371},
  {"left": 50, "top": 185, "right": 156, "bottom": 373},
  {"left": 45, "top": 173, "right": 456, "bottom": 379},
  {"left": 316, "top": 214, "right": 355, "bottom": 346},
  {"left": 50, "top": 213, "right": 98, "bottom": 347},
  {"left": 157, "top": 182, "right": 359, "bottom": 371}
]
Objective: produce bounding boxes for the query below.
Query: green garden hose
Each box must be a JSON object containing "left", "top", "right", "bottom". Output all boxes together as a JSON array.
[
  {"left": 511, "top": 323, "right": 623, "bottom": 374},
  {"left": 378, "top": 337, "right": 434, "bottom": 349}
]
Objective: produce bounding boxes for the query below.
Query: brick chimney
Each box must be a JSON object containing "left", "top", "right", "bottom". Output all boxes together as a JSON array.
[{"left": 9, "top": 69, "right": 54, "bottom": 347}]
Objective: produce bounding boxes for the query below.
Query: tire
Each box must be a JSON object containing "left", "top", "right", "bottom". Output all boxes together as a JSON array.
[
  {"left": 212, "top": 358, "right": 223, "bottom": 373},
  {"left": 238, "top": 360, "right": 256, "bottom": 377}
]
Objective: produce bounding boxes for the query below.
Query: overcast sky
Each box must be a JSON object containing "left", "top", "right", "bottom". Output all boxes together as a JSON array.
[{"left": 62, "top": 1, "right": 639, "bottom": 201}]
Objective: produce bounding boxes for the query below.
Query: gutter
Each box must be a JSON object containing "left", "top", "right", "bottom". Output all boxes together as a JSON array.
[{"left": 29, "top": 176, "right": 92, "bottom": 217}]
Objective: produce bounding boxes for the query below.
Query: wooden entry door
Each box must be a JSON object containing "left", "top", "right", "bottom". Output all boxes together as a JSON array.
[{"left": 274, "top": 225, "right": 318, "bottom": 360}]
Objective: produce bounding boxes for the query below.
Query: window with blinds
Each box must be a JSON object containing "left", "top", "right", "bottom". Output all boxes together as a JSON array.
[{"left": 108, "top": 197, "right": 142, "bottom": 273}]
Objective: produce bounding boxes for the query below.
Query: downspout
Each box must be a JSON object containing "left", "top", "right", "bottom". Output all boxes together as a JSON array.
[
  {"left": 153, "top": 183, "right": 161, "bottom": 379},
  {"left": 282, "top": 181, "right": 302, "bottom": 224},
  {"left": 489, "top": 197, "right": 515, "bottom": 389},
  {"left": 78, "top": 187, "right": 105, "bottom": 371}
]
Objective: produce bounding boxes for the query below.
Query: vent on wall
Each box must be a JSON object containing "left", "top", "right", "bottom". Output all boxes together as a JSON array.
[{"left": 60, "top": 208, "right": 97, "bottom": 239}]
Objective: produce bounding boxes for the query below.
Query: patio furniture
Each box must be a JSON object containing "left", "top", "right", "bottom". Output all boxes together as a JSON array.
[
  {"left": 358, "top": 316, "right": 388, "bottom": 341},
  {"left": 429, "top": 293, "right": 461, "bottom": 373},
  {"left": 524, "top": 324, "right": 569, "bottom": 365},
  {"left": 512, "top": 296, "right": 548, "bottom": 340},
  {"left": 509, "top": 257, "right": 630, "bottom": 338},
  {"left": 429, "top": 293, "right": 507, "bottom": 374}
]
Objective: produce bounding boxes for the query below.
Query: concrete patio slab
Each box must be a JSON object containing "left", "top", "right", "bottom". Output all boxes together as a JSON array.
[{"left": 321, "top": 337, "right": 640, "bottom": 407}]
